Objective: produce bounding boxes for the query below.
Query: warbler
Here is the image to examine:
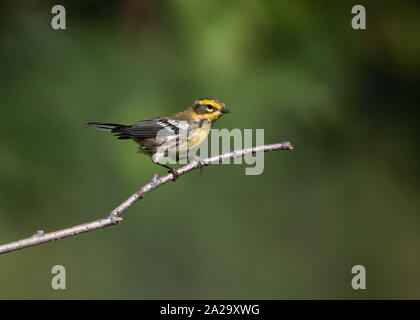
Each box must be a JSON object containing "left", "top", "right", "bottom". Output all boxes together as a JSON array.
[{"left": 86, "top": 98, "right": 230, "bottom": 180}]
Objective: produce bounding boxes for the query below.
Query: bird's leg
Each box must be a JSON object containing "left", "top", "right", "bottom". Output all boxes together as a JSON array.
[
  {"left": 154, "top": 162, "right": 180, "bottom": 182},
  {"left": 152, "top": 153, "right": 180, "bottom": 182},
  {"left": 168, "top": 167, "right": 180, "bottom": 182}
]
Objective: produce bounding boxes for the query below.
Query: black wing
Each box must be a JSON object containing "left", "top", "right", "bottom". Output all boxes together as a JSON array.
[{"left": 112, "top": 118, "right": 188, "bottom": 139}]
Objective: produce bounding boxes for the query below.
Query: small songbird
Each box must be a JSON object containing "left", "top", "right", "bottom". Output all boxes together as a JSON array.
[{"left": 86, "top": 98, "right": 230, "bottom": 180}]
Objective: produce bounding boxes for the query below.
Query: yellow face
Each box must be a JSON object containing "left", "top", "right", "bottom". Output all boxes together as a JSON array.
[{"left": 191, "top": 98, "right": 230, "bottom": 121}]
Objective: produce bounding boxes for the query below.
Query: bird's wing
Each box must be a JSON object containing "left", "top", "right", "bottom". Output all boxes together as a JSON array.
[{"left": 112, "top": 118, "right": 189, "bottom": 139}]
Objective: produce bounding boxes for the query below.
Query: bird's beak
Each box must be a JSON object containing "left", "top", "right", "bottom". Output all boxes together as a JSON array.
[{"left": 220, "top": 107, "right": 231, "bottom": 114}]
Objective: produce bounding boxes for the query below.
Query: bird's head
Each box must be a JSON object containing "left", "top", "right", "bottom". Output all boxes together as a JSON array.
[{"left": 190, "top": 98, "right": 230, "bottom": 122}]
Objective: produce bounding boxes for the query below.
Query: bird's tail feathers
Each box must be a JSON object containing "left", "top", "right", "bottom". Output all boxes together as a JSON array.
[{"left": 85, "top": 122, "right": 127, "bottom": 132}]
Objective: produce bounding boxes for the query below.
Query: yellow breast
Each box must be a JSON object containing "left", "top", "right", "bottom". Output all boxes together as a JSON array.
[{"left": 188, "top": 124, "right": 211, "bottom": 149}]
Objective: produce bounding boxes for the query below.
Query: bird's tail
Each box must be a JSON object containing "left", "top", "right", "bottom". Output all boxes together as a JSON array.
[{"left": 85, "top": 122, "right": 127, "bottom": 132}]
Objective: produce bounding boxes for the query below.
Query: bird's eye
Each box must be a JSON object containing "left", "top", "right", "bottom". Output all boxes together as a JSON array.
[{"left": 206, "top": 105, "right": 216, "bottom": 112}]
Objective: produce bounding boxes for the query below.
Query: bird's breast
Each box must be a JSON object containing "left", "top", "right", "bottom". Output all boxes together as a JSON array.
[{"left": 188, "top": 123, "right": 211, "bottom": 148}]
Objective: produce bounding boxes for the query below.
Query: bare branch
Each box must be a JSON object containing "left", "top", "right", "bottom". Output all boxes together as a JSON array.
[{"left": 0, "top": 142, "right": 293, "bottom": 255}]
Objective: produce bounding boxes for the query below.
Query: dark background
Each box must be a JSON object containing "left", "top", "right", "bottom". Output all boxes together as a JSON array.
[{"left": 0, "top": 1, "right": 419, "bottom": 299}]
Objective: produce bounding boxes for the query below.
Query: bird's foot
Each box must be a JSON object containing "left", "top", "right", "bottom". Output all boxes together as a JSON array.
[
  {"left": 192, "top": 156, "right": 204, "bottom": 175},
  {"left": 168, "top": 168, "right": 180, "bottom": 182}
]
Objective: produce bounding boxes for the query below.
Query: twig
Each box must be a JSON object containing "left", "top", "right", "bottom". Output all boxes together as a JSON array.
[{"left": 0, "top": 142, "right": 293, "bottom": 255}]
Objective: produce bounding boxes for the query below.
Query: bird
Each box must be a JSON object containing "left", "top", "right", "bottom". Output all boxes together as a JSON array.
[{"left": 86, "top": 98, "right": 230, "bottom": 181}]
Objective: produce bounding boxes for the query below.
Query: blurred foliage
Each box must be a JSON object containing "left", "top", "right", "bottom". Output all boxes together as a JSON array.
[{"left": 0, "top": 0, "right": 419, "bottom": 299}]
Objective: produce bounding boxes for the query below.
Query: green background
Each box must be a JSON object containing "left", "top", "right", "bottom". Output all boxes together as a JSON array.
[{"left": 1, "top": 1, "right": 419, "bottom": 299}]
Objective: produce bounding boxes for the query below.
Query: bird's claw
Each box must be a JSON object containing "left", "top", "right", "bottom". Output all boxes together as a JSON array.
[
  {"left": 192, "top": 156, "right": 204, "bottom": 175},
  {"left": 169, "top": 168, "right": 180, "bottom": 182}
]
